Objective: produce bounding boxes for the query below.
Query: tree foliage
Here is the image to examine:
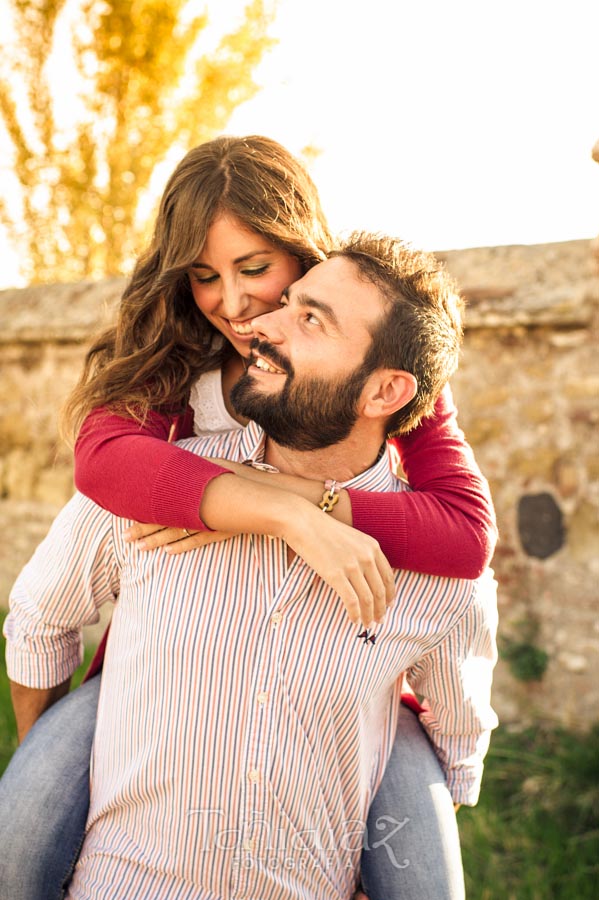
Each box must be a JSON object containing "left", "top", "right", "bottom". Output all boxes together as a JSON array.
[{"left": 0, "top": 0, "right": 275, "bottom": 283}]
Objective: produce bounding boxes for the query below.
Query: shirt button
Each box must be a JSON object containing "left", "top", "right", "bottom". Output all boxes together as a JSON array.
[
  {"left": 243, "top": 838, "right": 256, "bottom": 852},
  {"left": 248, "top": 769, "right": 260, "bottom": 783},
  {"left": 256, "top": 691, "right": 269, "bottom": 705},
  {"left": 270, "top": 612, "right": 283, "bottom": 626}
]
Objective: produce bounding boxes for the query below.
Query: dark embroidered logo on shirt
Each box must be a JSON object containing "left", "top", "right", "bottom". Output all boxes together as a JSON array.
[{"left": 357, "top": 629, "right": 377, "bottom": 646}]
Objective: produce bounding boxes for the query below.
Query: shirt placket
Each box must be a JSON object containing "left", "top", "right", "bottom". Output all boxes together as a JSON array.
[{"left": 231, "top": 539, "right": 312, "bottom": 898}]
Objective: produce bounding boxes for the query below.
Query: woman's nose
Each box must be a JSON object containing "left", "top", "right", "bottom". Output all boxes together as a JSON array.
[{"left": 220, "top": 280, "right": 248, "bottom": 319}]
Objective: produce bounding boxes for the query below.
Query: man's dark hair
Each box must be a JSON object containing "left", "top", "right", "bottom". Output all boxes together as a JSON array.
[{"left": 332, "top": 233, "right": 464, "bottom": 435}]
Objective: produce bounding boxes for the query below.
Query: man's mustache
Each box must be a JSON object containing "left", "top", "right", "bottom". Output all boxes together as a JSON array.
[{"left": 249, "top": 339, "right": 293, "bottom": 376}]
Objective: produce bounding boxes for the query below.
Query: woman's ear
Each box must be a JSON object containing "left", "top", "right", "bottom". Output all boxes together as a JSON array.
[{"left": 361, "top": 370, "right": 417, "bottom": 420}]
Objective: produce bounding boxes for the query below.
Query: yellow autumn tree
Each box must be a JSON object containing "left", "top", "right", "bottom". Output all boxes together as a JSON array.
[{"left": 0, "top": 0, "right": 276, "bottom": 284}]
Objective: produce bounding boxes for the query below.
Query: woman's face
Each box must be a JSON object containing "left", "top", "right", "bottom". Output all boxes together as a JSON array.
[{"left": 188, "top": 214, "right": 303, "bottom": 357}]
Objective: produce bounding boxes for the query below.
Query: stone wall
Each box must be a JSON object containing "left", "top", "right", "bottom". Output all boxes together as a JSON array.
[
  {"left": 438, "top": 240, "right": 598, "bottom": 731},
  {"left": 1, "top": 240, "right": 597, "bottom": 730}
]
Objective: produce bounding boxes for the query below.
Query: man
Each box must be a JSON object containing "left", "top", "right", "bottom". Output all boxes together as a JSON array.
[{"left": 5, "top": 234, "right": 498, "bottom": 899}]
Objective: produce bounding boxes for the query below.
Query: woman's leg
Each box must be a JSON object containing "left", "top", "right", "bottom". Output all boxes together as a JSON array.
[
  {"left": 0, "top": 675, "right": 101, "bottom": 900},
  {"left": 361, "top": 702, "right": 465, "bottom": 900}
]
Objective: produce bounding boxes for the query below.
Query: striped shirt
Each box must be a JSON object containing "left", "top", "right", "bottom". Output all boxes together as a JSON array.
[{"left": 5, "top": 421, "right": 498, "bottom": 900}]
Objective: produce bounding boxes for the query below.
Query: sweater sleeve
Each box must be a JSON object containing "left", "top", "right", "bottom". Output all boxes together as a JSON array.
[
  {"left": 74, "top": 406, "right": 232, "bottom": 530},
  {"left": 347, "top": 385, "right": 498, "bottom": 579}
]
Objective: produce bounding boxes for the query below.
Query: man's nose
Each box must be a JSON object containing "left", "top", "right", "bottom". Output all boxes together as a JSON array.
[{"left": 251, "top": 306, "right": 285, "bottom": 342}]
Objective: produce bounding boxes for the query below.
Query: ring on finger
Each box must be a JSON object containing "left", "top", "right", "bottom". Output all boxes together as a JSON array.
[{"left": 183, "top": 528, "right": 192, "bottom": 538}]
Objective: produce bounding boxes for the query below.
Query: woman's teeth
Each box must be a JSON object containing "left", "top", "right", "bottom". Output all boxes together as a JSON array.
[{"left": 229, "top": 321, "right": 254, "bottom": 335}]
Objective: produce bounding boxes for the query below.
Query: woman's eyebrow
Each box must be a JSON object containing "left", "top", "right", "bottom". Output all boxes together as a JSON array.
[{"left": 191, "top": 250, "right": 275, "bottom": 269}]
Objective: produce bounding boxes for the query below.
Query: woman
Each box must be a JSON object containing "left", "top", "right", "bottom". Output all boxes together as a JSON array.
[{"left": 0, "top": 135, "right": 495, "bottom": 899}]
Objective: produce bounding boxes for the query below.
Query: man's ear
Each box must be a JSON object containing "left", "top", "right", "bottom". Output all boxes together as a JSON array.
[{"left": 361, "top": 369, "right": 417, "bottom": 420}]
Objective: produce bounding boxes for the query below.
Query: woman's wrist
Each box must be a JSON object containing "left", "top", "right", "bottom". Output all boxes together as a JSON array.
[
  {"left": 200, "top": 461, "right": 354, "bottom": 536},
  {"left": 204, "top": 456, "right": 352, "bottom": 524},
  {"left": 199, "top": 467, "right": 313, "bottom": 536}
]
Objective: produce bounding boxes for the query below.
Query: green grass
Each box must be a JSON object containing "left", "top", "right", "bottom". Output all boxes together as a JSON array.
[
  {"left": 0, "top": 611, "right": 17, "bottom": 772},
  {"left": 1, "top": 609, "right": 597, "bottom": 897},
  {"left": 459, "top": 723, "right": 599, "bottom": 899}
]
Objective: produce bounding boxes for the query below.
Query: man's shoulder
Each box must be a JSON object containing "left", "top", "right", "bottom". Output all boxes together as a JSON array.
[
  {"left": 46, "top": 493, "right": 117, "bottom": 555},
  {"left": 468, "top": 567, "right": 499, "bottom": 626},
  {"left": 53, "top": 490, "right": 114, "bottom": 528},
  {"left": 391, "top": 566, "right": 496, "bottom": 629},
  {"left": 388, "top": 566, "right": 497, "bottom": 660},
  {"left": 175, "top": 426, "right": 254, "bottom": 463},
  {"left": 13, "top": 491, "right": 117, "bottom": 589}
]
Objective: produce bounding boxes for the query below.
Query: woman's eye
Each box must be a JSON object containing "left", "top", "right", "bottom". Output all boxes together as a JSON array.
[
  {"left": 242, "top": 265, "right": 269, "bottom": 277},
  {"left": 192, "top": 272, "right": 218, "bottom": 285}
]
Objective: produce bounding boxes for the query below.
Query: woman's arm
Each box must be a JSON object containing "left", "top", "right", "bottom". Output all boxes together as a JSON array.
[
  {"left": 74, "top": 405, "right": 232, "bottom": 530},
  {"left": 197, "top": 474, "right": 394, "bottom": 627},
  {"left": 76, "top": 385, "right": 497, "bottom": 580},
  {"left": 75, "top": 408, "right": 394, "bottom": 625},
  {"left": 200, "top": 384, "right": 497, "bottom": 578},
  {"left": 349, "top": 385, "right": 498, "bottom": 578}
]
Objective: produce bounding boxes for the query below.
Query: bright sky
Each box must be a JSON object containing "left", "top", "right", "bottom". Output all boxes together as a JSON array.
[
  {"left": 228, "top": 0, "right": 599, "bottom": 250},
  {"left": 1, "top": 0, "right": 598, "bottom": 287}
]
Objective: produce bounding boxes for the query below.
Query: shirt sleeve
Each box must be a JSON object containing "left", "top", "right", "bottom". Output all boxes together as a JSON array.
[
  {"left": 347, "top": 384, "right": 498, "bottom": 578},
  {"left": 74, "top": 405, "right": 232, "bottom": 530},
  {"left": 405, "top": 570, "right": 499, "bottom": 806},
  {"left": 3, "top": 493, "right": 121, "bottom": 689}
]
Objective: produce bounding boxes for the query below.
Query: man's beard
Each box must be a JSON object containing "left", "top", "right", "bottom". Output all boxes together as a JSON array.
[{"left": 231, "top": 341, "right": 372, "bottom": 451}]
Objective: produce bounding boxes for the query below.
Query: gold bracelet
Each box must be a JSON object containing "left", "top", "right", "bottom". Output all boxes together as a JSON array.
[{"left": 318, "top": 480, "right": 340, "bottom": 513}]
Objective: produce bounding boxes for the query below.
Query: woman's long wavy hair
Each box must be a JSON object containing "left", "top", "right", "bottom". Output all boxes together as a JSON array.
[{"left": 63, "top": 135, "right": 333, "bottom": 439}]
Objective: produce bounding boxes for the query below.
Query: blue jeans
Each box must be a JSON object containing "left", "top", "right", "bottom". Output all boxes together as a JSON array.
[
  {"left": 0, "top": 677, "right": 100, "bottom": 900},
  {"left": 0, "top": 681, "right": 463, "bottom": 899},
  {"left": 360, "top": 702, "right": 465, "bottom": 899}
]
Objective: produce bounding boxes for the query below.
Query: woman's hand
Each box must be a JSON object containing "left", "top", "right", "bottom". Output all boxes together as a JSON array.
[
  {"left": 124, "top": 468, "right": 396, "bottom": 625},
  {"left": 199, "top": 469, "right": 396, "bottom": 627},
  {"left": 284, "top": 504, "right": 395, "bottom": 628},
  {"left": 123, "top": 522, "right": 233, "bottom": 554},
  {"left": 123, "top": 508, "right": 394, "bottom": 626}
]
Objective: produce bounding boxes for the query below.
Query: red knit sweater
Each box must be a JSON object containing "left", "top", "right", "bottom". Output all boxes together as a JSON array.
[{"left": 74, "top": 385, "right": 497, "bottom": 579}]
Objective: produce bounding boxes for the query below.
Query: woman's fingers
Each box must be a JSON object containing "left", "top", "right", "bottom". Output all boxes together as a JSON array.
[
  {"left": 164, "top": 531, "right": 233, "bottom": 555},
  {"left": 290, "top": 512, "right": 395, "bottom": 627},
  {"left": 379, "top": 550, "right": 397, "bottom": 607},
  {"left": 123, "top": 521, "right": 165, "bottom": 541},
  {"left": 123, "top": 521, "right": 232, "bottom": 553},
  {"left": 136, "top": 526, "right": 191, "bottom": 549},
  {"left": 332, "top": 540, "right": 394, "bottom": 627},
  {"left": 341, "top": 561, "right": 389, "bottom": 627},
  {"left": 123, "top": 510, "right": 396, "bottom": 623}
]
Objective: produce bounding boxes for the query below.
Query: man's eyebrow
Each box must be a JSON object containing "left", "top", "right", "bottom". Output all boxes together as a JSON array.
[
  {"left": 287, "top": 288, "right": 342, "bottom": 330},
  {"left": 300, "top": 296, "right": 340, "bottom": 329},
  {"left": 191, "top": 251, "right": 274, "bottom": 269}
]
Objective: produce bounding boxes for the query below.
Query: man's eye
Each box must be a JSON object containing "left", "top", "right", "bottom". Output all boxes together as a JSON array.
[{"left": 306, "top": 313, "right": 321, "bottom": 326}]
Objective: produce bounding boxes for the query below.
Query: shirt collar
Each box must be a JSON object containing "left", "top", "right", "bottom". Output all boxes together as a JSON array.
[{"left": 238, "top": 421, "right": 399, "bottom": 494}]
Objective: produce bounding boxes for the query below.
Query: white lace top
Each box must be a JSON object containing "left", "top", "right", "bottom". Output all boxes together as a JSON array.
[{"left": 189, "top": 369, "right": 244, "bottom": 435}]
